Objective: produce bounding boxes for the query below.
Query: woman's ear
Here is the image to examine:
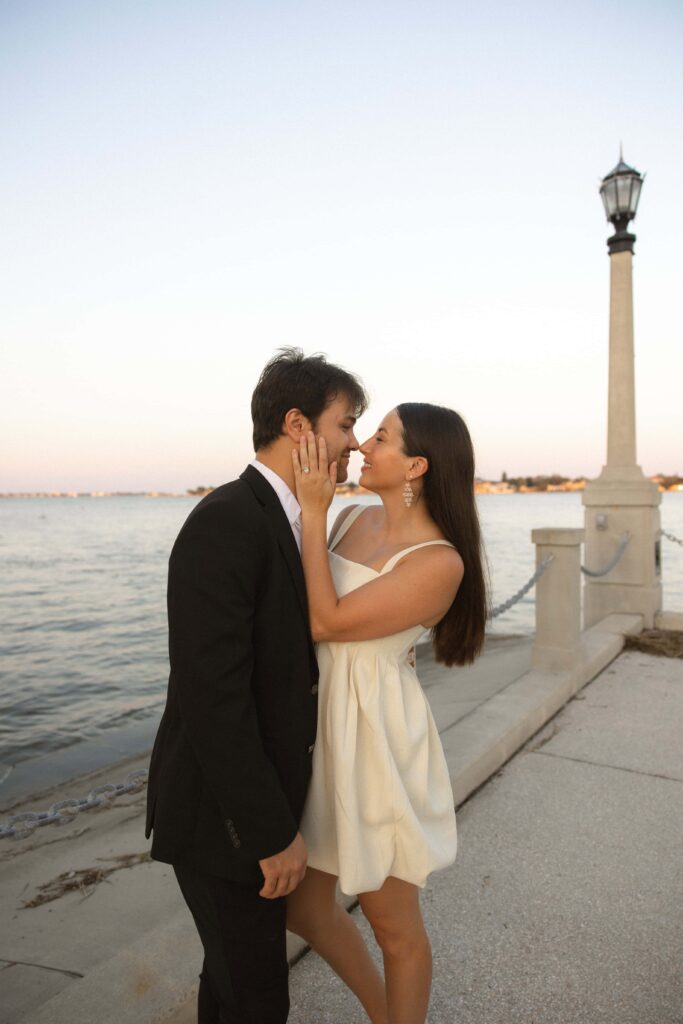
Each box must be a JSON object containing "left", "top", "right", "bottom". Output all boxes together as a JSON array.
[
  {"left": 283, "top": 408, "right": 312, "bottom": 443},
  {"left": 409, "top": 456, "right": 429, "bottom": 480}
]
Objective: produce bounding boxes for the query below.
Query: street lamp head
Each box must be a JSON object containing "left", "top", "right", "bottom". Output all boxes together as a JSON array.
[{"left": 599, "top": 151, "right": 644, "bottom": 254}]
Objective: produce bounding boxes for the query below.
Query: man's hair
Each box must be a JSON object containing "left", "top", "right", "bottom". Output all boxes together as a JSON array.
[{"left": 251, "top": 348, "right": 368, "bottom": 450}]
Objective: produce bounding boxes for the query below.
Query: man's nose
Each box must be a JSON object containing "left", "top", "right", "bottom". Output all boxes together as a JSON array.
[{"left": 348, "top": 431, "right": 360, "bottom": 450}]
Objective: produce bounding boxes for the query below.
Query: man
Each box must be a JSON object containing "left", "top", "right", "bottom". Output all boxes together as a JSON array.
[{"left": 146, "top": 348, "right": 366, "bottom": 1023}]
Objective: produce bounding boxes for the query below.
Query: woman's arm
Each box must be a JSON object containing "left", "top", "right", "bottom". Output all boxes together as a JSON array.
[
  {"left": 293, "top": 433, "right": 464, "bottom": 642},
  {"left": 309, "top": 545, "right": 462, "bottom": 642}
]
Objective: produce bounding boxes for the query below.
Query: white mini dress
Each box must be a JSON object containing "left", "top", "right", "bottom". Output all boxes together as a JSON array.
[{"left": 300, "top": 505, "right": 458, "bottom": 895}]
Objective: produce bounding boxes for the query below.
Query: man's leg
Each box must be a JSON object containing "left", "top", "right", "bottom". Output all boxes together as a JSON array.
[{"left": 174, "top": 864, "right": 289, "bottom": 1024}]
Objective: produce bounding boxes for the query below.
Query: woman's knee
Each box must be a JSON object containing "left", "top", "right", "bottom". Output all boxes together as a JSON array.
[
  {"left": 359, "top": 885, "right": 429, "bottom": 960},
  {"left": 365, "top": 914, "right": 429, "bottom": 960}
]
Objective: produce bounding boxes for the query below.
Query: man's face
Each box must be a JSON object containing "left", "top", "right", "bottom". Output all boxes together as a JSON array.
[{"left": 312, "top": 395, "right": 359, "bottom": 483}]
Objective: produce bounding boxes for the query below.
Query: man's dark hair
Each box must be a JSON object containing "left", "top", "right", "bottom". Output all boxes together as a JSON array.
[{"left": 251, "top": 348, "right": 368, "bottom": 450}]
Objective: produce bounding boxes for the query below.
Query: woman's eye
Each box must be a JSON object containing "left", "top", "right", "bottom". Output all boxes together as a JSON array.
[{"left": 375, "top": 436, "right": 383, "bottom": 442}]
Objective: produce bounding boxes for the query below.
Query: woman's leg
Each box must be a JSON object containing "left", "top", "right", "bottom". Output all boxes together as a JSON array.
[
  {"left": 358, "top": 877, "right": 432, "bottom": 1024},
  {"left": 287, "top": 867, "right": 388, "bottom": 1024}
]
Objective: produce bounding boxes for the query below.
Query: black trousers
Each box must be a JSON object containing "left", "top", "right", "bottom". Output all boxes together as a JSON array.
[{"left": 173, "top": 863, "right": 290, "bottom": 1024}]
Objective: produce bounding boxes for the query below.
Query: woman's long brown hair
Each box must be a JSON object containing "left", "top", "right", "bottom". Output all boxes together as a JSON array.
[{"left": 397, "top": 403, "right": 489, "bottom": 666}]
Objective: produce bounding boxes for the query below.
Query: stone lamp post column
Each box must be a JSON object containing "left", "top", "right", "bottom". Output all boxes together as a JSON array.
[{"left": 582, "top": 152, "right": 662, "bottom": 627}]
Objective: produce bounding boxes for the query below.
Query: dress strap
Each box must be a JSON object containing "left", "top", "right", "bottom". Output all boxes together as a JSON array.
[
  {"left": 379, "top": 540, "right": 454, "bottom": 575},
  {"left": 329, "top": 504, "right": 367, "bottom": 551}
]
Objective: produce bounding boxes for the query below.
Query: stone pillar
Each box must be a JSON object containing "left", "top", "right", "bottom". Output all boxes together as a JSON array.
[
  {"left": 606, "top": 250, "right": 637, "bottom": 472},
  {"left": 582, "top": 490, "right": 661, "bottom": 626},
  {"left": 582, "top": 223, "right": 661, "bottom": 628},
  {"left": 532, "top": 528, "right": 584, "bottom": 671}
]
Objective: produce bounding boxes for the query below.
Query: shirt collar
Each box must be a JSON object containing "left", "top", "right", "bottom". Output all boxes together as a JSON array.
[{"left": 249, "top": 459, "right": 301, "bottom": 526}]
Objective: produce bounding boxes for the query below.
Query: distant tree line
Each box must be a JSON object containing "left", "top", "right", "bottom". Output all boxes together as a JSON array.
[{"left": 500, "top": 474, "right": 583, "bottom": 491}]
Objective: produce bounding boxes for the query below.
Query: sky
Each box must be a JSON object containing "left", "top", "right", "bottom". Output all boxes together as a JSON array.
[{"left": 1, "top": 0, "right": 682, "bottom": 492}]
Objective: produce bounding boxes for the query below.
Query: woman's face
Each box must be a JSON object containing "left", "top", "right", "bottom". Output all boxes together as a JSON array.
[{"left": 358, "top": 408, "right": 411, "bottom": 490}]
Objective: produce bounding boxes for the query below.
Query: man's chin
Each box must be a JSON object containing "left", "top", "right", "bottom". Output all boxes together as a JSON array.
[{"left": 336, "top": 463, "right": 349, "bottom": 484}]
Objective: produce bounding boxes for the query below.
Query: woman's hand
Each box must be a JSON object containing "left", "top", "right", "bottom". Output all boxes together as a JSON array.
[{"left": 292, "top": 431, "right": 337, "bottom": 516}]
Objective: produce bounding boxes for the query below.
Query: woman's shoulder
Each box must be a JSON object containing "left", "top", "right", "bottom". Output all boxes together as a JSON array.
[{"left": 394, "top": 536, "right": 464, "bottom": 580}]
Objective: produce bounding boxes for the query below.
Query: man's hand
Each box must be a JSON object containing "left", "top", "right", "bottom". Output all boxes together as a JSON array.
[{"left": 258, "top": 831, "right": 308, "bottom": 899}]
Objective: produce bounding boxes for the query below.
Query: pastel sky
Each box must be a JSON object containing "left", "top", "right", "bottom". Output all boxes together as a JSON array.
[{"left": 2, "top": 0, "right": 682, "bottom": 492}]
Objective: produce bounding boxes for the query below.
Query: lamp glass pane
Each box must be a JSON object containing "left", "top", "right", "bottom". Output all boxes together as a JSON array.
[
  {"left": 616, "top": 175, "right": 632, "bottom": 212},
  {"left": 601, "top": 179, "right": 618, "bottom": 218},
  {"left": 629, "top": 177, "right": 642, "bottom": 216}
]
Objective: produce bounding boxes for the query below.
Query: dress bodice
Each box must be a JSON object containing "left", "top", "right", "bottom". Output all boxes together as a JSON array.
[
  {"left": 326, "top": 551, "right": 424, "bottom": 656},
  {"left": 323, "top": 504, "right": 455, "bottom": 658}
]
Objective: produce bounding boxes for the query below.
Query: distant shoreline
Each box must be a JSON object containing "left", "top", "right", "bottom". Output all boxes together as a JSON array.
[
  {"left": 0, "top": 491, "right": 195, "bottom": 499},
  {"left": 2, "top": 476, "right": 682, "bottom": 498}
]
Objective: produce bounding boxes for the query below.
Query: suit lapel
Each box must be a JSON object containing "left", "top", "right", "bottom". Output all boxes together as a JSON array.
[{"left": 240, "top": 465, "right": 310, "bottom": 625}]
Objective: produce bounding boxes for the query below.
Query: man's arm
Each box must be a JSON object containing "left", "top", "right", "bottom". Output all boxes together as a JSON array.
[{"left": 168, "top": 501, "right": 301, "bottom": 875}]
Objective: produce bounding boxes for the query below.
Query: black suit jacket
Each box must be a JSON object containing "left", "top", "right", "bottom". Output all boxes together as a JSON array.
[{"left": 145, "top": 466, "right": 319, "bottom": 882}]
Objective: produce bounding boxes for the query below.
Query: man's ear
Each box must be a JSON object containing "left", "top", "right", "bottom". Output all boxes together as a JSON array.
[{"left": 283, "top": 408, "right": 312, "bottom": 443}]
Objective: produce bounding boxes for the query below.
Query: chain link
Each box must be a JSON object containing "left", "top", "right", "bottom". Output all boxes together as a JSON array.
[
  {"left": 660, "top": 528, "right": 683, "bottom": 548},
  {"left": 489, "top": 555, "right": 555, "bottom": 619},
  {"left": 0, "top": 769, "right": 148, "bottom": 840},
  {"left": 581, "top": 533, "right": 630, "bottom": 578}
]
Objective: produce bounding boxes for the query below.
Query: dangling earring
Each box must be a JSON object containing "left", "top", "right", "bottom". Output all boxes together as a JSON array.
[{"left": 403, "top": 479, "right": 414, "bottom": 508}]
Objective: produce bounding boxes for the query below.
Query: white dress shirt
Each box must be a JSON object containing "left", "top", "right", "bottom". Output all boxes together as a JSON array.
[{"left": 249, "top": 459, "right": 302, "bottom": 552}]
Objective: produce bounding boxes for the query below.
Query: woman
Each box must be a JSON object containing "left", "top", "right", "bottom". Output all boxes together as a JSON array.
[{"left": 286, "top": 402, "right": 488, "bottom": 1024}]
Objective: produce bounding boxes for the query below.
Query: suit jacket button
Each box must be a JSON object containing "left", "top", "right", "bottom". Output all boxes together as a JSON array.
[
  {"left": 307, "top": 744, "right": 315, "bottom": 754},
  {"left": 311, "top": 684, "right": 319, "bottom": 695}
]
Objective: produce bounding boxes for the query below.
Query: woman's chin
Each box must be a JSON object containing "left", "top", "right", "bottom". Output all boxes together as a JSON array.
[{"left": 359, "top": 470, "right": 377, "bottom": 493}]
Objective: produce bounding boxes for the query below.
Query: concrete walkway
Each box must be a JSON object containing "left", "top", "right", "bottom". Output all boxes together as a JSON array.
[
  {"left": 1, "top": 623, "right": 680, "bottom": 1022},
  {"left": 288, "top": 647, "right": 683, "bottom": 1024}
]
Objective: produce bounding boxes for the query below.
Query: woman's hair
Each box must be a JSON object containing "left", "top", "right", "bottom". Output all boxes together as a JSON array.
[
  {"left": 251, "top": 347, "right": 368, "bottom": 450},
  {"left": 397, "top": 402, "right": 489, "bottom": 666}
]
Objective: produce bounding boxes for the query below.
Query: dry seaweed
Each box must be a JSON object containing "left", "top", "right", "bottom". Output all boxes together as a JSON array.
[
  {"left": 22, "top": 851, "right": 151, "bottom": 909},
  {"left": 623, "top": 629, "right": 683, "bottom": 659}
]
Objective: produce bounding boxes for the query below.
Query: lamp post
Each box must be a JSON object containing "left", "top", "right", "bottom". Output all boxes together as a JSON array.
[
  {"left": 600, "top": 154, "right": 644, "bottom": 474},
  {"left": 582, "top": 152, "right": 661, "bottom": 628}
]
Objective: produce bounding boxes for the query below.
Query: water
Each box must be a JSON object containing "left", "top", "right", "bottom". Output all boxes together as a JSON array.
[{"left": 1, "top": 492, "right": 682, "bottom": 768}]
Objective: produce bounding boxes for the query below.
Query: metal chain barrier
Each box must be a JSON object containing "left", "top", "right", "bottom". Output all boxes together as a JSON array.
[
  {"left": 0, "top": 769, "right": 148, "bottom": 840},
  {"left": 7, "top": 527, "right": 676, "bottom": 839},
  {"left": 580, "top": 532, "right": 630, "bottom": 577},
  {"left": 489, "top": 555, "right": 554, "bottom": 619}
]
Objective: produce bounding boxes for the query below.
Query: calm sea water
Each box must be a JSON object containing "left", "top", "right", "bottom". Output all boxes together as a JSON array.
[{"left": 1, "top": 492, "right": 682, "bottom": 768}]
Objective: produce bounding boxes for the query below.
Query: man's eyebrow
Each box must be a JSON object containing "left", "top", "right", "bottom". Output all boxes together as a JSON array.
[{"left": 342, "top": 415, "right": 357, "bottom": 424}]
